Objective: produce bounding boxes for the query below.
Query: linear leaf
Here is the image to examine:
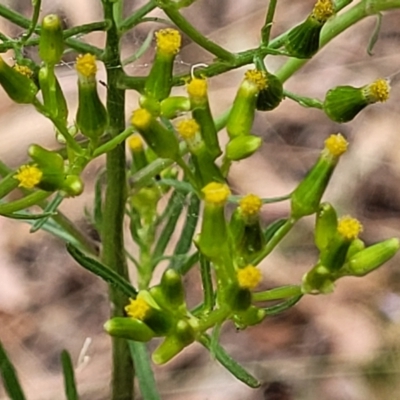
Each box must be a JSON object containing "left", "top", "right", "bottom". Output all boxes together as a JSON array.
[{"left": 61, "top": 350, "right": 79, "bottom": 400}]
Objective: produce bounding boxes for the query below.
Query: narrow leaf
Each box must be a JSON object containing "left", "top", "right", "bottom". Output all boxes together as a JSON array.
[
  {"left": 129, "top": 341, "right": 161, "bottom": 400},
  {"left": 61, "top": 350, "right": 79, "bottom": 400},
  {"left": 0, "top": 340, "right": 26, "bottom": 400},
  {"left": 66, "top": 243, "right": 137, "bottom": 297},
  {"left": 30, "top": 191, "right": 64, "bottom": 233},
  {"left": 264, "top": 295, "right": 303, "bottom": 316},
  {"left": 264, "top": 218, "right": 287, "bottom": 243},
  {"left": 176, "top": 250, "right": 199, "bottom": 274},
  {"left": 199, "top": 334, "right": 260, "bottom": 388},
  {"left": 199, "top": 254, "right": 214, "bottom": 312}
]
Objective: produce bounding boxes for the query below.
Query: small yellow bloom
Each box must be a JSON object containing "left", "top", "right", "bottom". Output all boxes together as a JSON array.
[
  {"left": 13, "top": 64, "right": 33, "bottom": 78},
  {"left": 176, "top": 119, "right": 199, "bottom": 140},
  {"left": 156, "top": 28, "right": 181, "bottom": 55},
  {"left": 14, "top": 165, "right": 42, "bottom": 189},
  {"left": 244, "top": 70, "right": 267, "bottom": 91},
  {"left": 75, "top": 53, "right": 97, "bottom": 78},
  {"left": 202, "top": 182, "right": 231, "bottom": 206},
  {"left": 237, "top": 265, "right": 262, "bottom": 289},
  {"left": 312, "top": 0, "right": 334, "bottom": 23},
  {"left": 125, "top": 297, "right": 151, "bottom": 321},
  {"left": 337, "top": 216, "right": 363, "bottom": 240},
  {"left": 324, "top": 133, "right": 348, "bottom": 157},
  {"left": 366, "top": 78, "right": 390, "bottom": 103},
  {"left": 128, "top": 134, "right": 144, "bottom": 152},
  {"left": 187, "top": 78, "right": 208, "bottom": 98},
  {"left": 131, "top": 108, "right": 152, "bottom": 130},
  {"left": 239, "top": 194, "right": 262, "bottom": 217}
]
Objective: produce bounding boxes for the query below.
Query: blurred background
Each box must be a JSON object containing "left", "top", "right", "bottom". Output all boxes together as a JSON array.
[{"left": 1, "top": 0, "right": 400, "bottom": 399}]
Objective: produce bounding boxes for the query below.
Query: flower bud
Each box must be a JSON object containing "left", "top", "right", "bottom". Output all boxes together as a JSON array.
[
  {"left": 225, "top": 134, "right": 262, "bottom": 161},
  {"left": 291, "top": 134, "right": 348, "bottom": 218},
  {"left": 302, "top": 264, "right": 335, "bottom": 294},
  {"left": 339, "top": 238, "right": 399, "bottom": 277},
  {"left": 160, "top": 269, "right": 186, "bottom": 309},
  {"left": 144, "top": 28, "right": 181, "bottom": 101},
  {"left": 0, "top": 57, "right": 38, "bottom": 104},
  {"left": 28, "top": 144, "right": 64, "bottom": 171},
  {"left": 39, "top": 14, "right": 64, "bottom": 65},
  {"left": 226, "top": 70, "right": 267, "bottom": 139},
  {"left": 131, "top": 108, "right": 180, "bottom": 160},
  {"left": 104, "top": 317, "right": 155, "bottom": 342},
  {"left": 187, "top": 77, "right": 221, "bottom": 159},
  {"left": 128, "top": 134, "right": 148, "bottom": 172},
  {"left": 314, "top": 202, "right": 337, "bottom": 251},
  {"left": 323, "top": 78, "right": 390, "bottom": 123},
  {"left": 75, "top": 54, "right": 108, "bottom": 142},
  {"left": 285, "top": 0, "right": 334, "bottom": 58},
  {"left": 233, "top": 305, "right": 266, "bottom": 329},
  {"left": 62, "top": 175, "right": 84, "bottom": 197},
  {"left": 160, "top": 96, "right": 191, "bottom": 119}
]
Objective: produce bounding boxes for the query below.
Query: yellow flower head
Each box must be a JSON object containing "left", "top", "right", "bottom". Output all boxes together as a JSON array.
[
  {"left": 128, "top": 134, "right": 144, "bottom": 152},
  {"left": 131, "top": 108, "right": 152, "bottom": 130},
  {"left": 14, "top": 165, "right": 42, "bottom": 189},
  {"left": 239, "top": 194, "right": 262, "bottom": 217},
  {"left": 125, "top": 297, "right": 151, "bottom": 321},
  {"left": 202, "top": 182, "right": 231, "bottom": 206},
  {"left": 237, "top": 265, "right": 262, "bottom": 289},
  {"left": 244, "top": 69, "right": 267, "bottom": 91},
  {"left": 76, "top": 53, "right": 97, "bottom": 78},
  {"left": 176, "top": 119, "right": 199, "bottom": 140},
  {"left": 366, "top": 78, "right": 390, "bottom": 103},
  {"left": 324, "top": 133, "right": 348, "bottom": 157},
  {"left": 337, "top": 216, "right": 363, "bottom": 240},
  {"left": 13, "top": 64, "right": 33, "bottom": 78},
  {"left": 156, "top": 28, "right": 181, "bottom": 55},
  {"left": 187, "top": 78, "right": 208, "bottom": 98},
  {"left": 312, "top": 0, "right": 334, "bottom": 23}
]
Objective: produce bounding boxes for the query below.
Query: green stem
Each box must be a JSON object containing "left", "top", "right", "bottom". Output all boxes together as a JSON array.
[
  {"left": 283, "top": 90, "right": 323, "bottom": 109},
  {"left": 93, "top": 127, "right": 134, "bottom": 158},
  {"left": 0, "top": 191, "right": 51, "bottom": 214},
  {"left": 157, "top": 6, "right": 237, "bottom": 62},
  {"left": 21, "top": 0, "right": 41, "bottom": 44},
  {"left": 275, "top": 0, "right": 400, "bottom": 83},
  {"left": 252, "top": 218, "right": 297, "bottom": 265},
  {"left": 119, "top": 0, "right": 157, "bottom": 33},
  {"left": 261, "top": 0, "right": 278, "bottom": 45},
  {"left": 101, "top": 1, "right": 133, "bottom": 399},
  {"left": 252, "top": 285, "right": 302, "bottom": 302}
]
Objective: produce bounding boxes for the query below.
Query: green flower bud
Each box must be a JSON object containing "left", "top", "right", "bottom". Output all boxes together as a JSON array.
[
  {"left": 39, "top": 14, "right": 64, "bottom": 65},
  {"left": 160, "top": 96, "right": 191, "bottom": 119},
  {"left": 0, "top": 57, "right": 38, "bottom": 104},
  {"left": 291, "top": 134, "right": 348, "bottom": 218},
  {"left": 28, "top": 144, "right": 64, "bottom": 171},
  {"left": 256, "top": 72, "right": 283, "bottom": 111},
  {"left": 285, "top": 0, "right": 334, "bottom": 59},
  {"left": 225, "top": 135, "right": 262, "bottom": 161},
  {"left": 38, "top": 65, "right": 68, "bottom": 122},
  {"left": 345, "top": 238, "right": 365, "bottom": 261},
  {"left": 160, "top": 269, "right": 186, "bottom": 309},
  {"left": 139, "top": 95, "right": 161, "bottom": 116},
  {"left": 104, "top": 317, "right": 155, "bottom": 342},
  {"left": 131, "top": 108, "right": 180, "bottom": 160},
  {"left": 144, "top": 29, "right": 181, "bottom": 101},
  {"left": 233, "top": 305, "right": 266, "bottom": 329},
  {"left": 75, "top": 54, "right": 108, "bottom": 142},
  {"left": 128, "top": 134, "right": 148, "bottom": 173},
  {"left": 226, "top": 70, "right": 267, "bottom": 139},
  {"left": 338, "top": 238, "right": 399, "bottom": 277},
  {"left": 314, "top": 202, "right": 337, "bottom": 251},
  {"left": 62, "top": 175, "right": 84, "bottom": 197},
  {"left": 187, "top": 78, "right": 221, "bottom": 159},
  {"left": 302, "top": 264, "right": 335, "bottom": 295},
  {"left": 323, "top": 78, "right": 390, "bottom": 123}
]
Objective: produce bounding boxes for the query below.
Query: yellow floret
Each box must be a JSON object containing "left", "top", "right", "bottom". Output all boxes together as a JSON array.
[
  {"left": 324, "top": 133, "right": 348, "bottom": 157},
  {"left": 13, "top": 64, "right": 33, "bottom": 78},
  {"left": 202, "top": 182, "right": 231, "bottom": 206},
  {"left": 156, "top": 28, "right": 181, "bottom": 55},
  {"left": 14, "top": 165, "right": 42, "bottom": 189},
  {"left": 239, "top": 194, "right": 262, "bottom": 217},
  {"left": 337, "top": 216, "right": 363, "bottom": 240},
  {"left": 244, "top": 69, "right": 267, "bottom": 91},
  {"left": 187, "top": 78, "right": 208, "bottom": 98},
  {"left": 131, "top": 108, "right": 152, "bottom": 130},
  {"left": 128, "top": 134, "right": 144, "bottom": 152},
  {"left": 367, "top": 78, "right": 390, "bottom": 103},
  {"left": 312, "top": 0, "right": 334, "bottom": 23},
  {"left": 75, "top": 53, "right": 97, "bottom": 77},
  {"left": 237, "top": 265, "right": 262, "bottom": 289},
  {"left": 125, "top": 297, "right": 151, "bottom": 321},
  {"left": 176, "top": 119, "right": 199, "bottom": 140}
]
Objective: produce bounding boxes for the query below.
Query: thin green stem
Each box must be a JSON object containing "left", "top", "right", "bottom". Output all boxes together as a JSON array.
[
  {"left": 101, "top": 1, "right": 133, "bottom": 399},
  {"left": 283, "top": 90, "right": 323, "bottom": 109},
  {"left": 261, "top": 0, "right": 278, "bottom": 45},
  {"left": 252, "top": 285, "right": 302, "bottom": 302},
  {"left": 119, "top": 0, "right": 157, "bottom": 33},
  {"left": 20, "top": 0, "right": 41, "bottom": 44},
  {"left": 275, "top": 0, "right": 400, "bottom": 83},
  {"left": 0, "top": 191, "right": 51, "bottom": 214},
  {"left": 161, "top": 6, "right": 237, "bottom": 62},
  {"left": 93, "top": 127, "right": 134, "bottom": 158},
  {"left": 252, "top": 218, "right": 297, "bottom": 265}
]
